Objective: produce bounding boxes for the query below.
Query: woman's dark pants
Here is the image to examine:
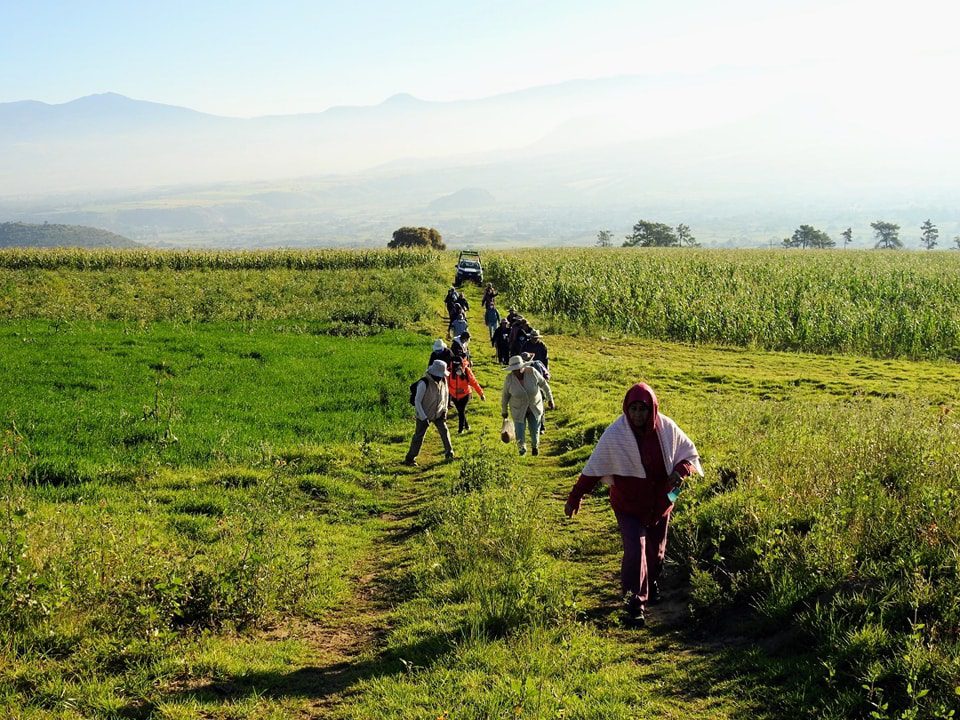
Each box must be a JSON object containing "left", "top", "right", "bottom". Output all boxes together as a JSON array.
[
  {"left": 452, "top": 396, "right": 471, "bottom": 432},
  {"left": 614, "top": 510, "right": 670, "bottom": 609}
]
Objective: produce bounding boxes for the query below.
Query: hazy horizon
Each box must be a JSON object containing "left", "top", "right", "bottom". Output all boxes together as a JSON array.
[{"left": 2, "top": 0, "right": 958, "bottom": 248}]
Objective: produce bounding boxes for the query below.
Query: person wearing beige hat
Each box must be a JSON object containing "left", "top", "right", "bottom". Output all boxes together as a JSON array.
[
  {"left": 501, "top": 355, "right": 555, "bottom": 456},
  {"left": 403, "top": 359, "right": 455, "bottom": 466}
]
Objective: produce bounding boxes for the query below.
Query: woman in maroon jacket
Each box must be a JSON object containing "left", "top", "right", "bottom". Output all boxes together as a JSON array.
[{"left": 564, "top": 383, "right": 702, "bottom": 626}]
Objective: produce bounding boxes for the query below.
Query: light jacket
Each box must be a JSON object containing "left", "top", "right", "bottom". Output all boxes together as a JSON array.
[
  {"left": 501, "top": 368, "right": 554, "bottom": 423},
  {"left": 414, "top": 374, "right": 449, "bottom": 421}
]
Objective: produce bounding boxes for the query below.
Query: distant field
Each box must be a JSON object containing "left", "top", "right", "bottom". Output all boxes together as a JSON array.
[
  {"left": 0, "top": 257, "right": 438, "bottom": 328},
  {"left": 485, "top": 249, "right": 960, "bottom": 359},
  {"left": 0, "top": 247, "right": 436, "bottom": 270}
]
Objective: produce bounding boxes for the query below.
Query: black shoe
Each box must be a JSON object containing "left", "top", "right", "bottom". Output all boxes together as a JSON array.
[
  {"left": 624, "top": 596, "right": 645, "bottom": 627},
  {"left": 445, "top": 452, "right": 456, "bottom": 462},
  {"left": 401, "top": 458, "right": 418, "bottom": 467},
  {"left": 531, "top": 447, "right": 539, "bottom": 456},
  {"left": 650, "top": 581, "right": 662, "bottom": 604}
]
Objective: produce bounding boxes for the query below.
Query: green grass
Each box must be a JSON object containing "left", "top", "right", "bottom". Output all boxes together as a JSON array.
[
  {"left": 1, "top": 249, "right": 959, "bottom": 718},
  {"left": 0, "top": 321, "right": 430, "bottom": 472}
]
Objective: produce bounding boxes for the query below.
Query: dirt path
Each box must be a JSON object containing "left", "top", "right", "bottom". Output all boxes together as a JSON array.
[{"left": 291, "top": 485, "right": 430, "bottom": 718}]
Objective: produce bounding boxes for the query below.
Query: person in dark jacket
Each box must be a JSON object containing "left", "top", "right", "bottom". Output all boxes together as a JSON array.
[
  {"left": 452, "top": 331, "right": 472, "bottom": 362},
  {"left": 523, "top": 328, "right": 548, "bottom": 367},
  {"left": 445, "top": 287, "right": 462, "bottom": 322},
  {"left": 506, "top": 307, "right": 520, "bottom": 325},
  {"left": 508, "top": 318, "right": 530, "bottom": 357},
  {"left": 484, "top": 301, "right": 501, "bottom": 341},
  {"left": 481, "top": 283, "right": 498, "bottom": 309},
  {"left": 564, "top": 384, "right": 702, "bottom": 626},
  {"left": 429, "top": 339, "right": 454, "bottom": 367},
  {"left": 493, "top": 319, "right": 512, "bottom": 365}
]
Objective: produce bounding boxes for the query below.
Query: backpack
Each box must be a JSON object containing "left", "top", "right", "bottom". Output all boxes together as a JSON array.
[
  {"left": 532, "top": 360, "right": 550, "bottom": 381},
  {"left": 409, "top": 378, "right": 425, "bottom": 406}
]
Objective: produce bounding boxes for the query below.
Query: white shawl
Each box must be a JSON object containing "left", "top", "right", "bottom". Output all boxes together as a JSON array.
[{"left": 582, "top": 414, "right": 703, "bottom": 486}]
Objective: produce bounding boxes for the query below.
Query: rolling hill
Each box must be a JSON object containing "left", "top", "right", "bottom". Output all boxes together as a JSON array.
[{"left": 0, "top": 221, "right": 140, "bottom": 248}]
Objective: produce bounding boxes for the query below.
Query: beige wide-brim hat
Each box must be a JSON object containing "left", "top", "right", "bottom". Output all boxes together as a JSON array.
[
  {"left": 427, "top": 359, "right": 449, "bottom": 378},
  {"left": 528, "top": 329, "right": 542, "bottom": 339},
  {"left": 505, "top": 355, "right": 529, "bottom": 372}
]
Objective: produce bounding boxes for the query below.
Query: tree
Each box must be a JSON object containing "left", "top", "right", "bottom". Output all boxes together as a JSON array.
[
  {"left": 871, "top": 221, "right": 902, "bottom": 249},
  {"left": 623, "top": 220, "right": 678, "bottom": 247},
  {"left": 954, "top": 235, "right": 960, "bottom": 250},
  {"left": 782, "top": 224, "right": 835, "bottom": 249},
  {"left": 920, "top": 219, "right": 939, "bottom": 250},
  {"left": 676, "top": 223, "right": 700, "bottom": 247},
  {"left": 388, "top": 226, "right": 445, "bottom": 250},
  {"left": 596, "top": 229, "right": 613, "bottom": 248},
  {"left": 841, "top": 227, "right": 853, "bottom": 248}
]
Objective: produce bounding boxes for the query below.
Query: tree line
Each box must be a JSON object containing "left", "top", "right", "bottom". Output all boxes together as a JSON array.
[
  {"left": 596, "top": 219, "right": 958, "bottom": 250},
  {"left": 781, "top": 220, "right": 952, "bottom": 250},
  {"left": 596, "top": 222, "right": 700, "bottom": 248}
]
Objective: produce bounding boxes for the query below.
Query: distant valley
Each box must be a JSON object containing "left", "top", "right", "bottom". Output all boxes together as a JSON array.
[{"left": 2, "top": 74, "right": 958, "bottom": 248}]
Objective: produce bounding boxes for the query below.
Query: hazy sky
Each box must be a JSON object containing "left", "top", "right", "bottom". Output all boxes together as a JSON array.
[{"left": 2, "top": 0, "right": 958, "bottom": 117}]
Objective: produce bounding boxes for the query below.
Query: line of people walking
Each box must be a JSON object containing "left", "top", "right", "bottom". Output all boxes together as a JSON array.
[
  {"left": 404, "top": 282, "right": 555, "bottom": 464},
  {"left": 403, "top": 279, "right": 703, "bottom": 630}
]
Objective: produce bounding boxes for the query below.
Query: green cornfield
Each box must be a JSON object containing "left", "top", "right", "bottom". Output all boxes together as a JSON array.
[
  {"left": 485, "top": 249, "right": 960, "bottom": 359},
  {"left": 0, "top": 247, "right": 438, "bottom": 271}
]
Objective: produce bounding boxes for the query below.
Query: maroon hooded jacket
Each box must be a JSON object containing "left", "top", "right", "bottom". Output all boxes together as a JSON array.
[{"left": 568, "top": 383, "right": 694, "bottom": 525}]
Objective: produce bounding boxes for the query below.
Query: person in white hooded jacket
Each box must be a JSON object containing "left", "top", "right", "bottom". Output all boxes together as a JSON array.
[{"left": 500, "top": 354, "right": 554, "bottom": 456}]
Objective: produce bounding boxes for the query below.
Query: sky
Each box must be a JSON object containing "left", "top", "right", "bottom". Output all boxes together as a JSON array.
[{"left": 1, "top": 0, "right": 959, "bottom": 118}]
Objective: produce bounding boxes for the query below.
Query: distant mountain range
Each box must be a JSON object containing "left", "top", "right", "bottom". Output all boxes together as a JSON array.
[
  {"left": 0, "top": 222, "right": 139, "bottom": 248},
  {"left": 1, "top": 73, "right": 958, "bottom": 247}
]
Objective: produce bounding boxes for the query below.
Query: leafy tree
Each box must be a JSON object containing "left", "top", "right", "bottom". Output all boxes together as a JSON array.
[
  {"left": 841, "top": 227, "right": 853, "bottom": 248},
  {"left": 388, "top": 226, "right": 445, "bottom": 250},
  {"left": 782, "top": 225, "right": 834, "bottom": 249},
  {"left": 920, "top": 219, "right": 939, "bottom": 250},
  {"left": 676, "top": 223, "right": 700, "bottom": 247},
  {"left": 623, "top": 220, "right": 678, "bottom": 247},
  {"left": 596, "top": 229, "right": 613, "bottom": 248},
  {"left": 955, "top": 235, "right": 960, "bottom": 250},
  {"left": 871, "top": 221, "right": 902, "bottom": 250}
]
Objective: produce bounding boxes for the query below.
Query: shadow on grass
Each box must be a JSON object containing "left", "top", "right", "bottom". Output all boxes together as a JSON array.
[
  {"left": 610, "top": 578, "right": 822, "bottom": 719},
  {"left": 559, "top": 553, "right": 820, "bottom": 720},
  {"left": 134, "top": 630, "right": 461, "bottom": 715}
]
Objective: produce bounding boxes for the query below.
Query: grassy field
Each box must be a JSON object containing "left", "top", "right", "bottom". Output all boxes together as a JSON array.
[{"left": 1, "top": 249, "right": 958, "bottom": 719}]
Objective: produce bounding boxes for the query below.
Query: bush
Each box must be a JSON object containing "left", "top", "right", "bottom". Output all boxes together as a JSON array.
[
  {"left": 452, "top": 447, "right": 509, "bottom": 494},
  {"left": 387, "top": 227, "right": 445, "bottom": 250}
]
